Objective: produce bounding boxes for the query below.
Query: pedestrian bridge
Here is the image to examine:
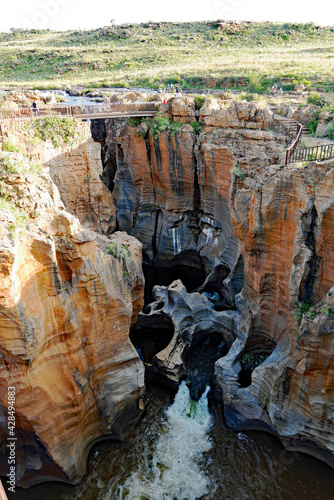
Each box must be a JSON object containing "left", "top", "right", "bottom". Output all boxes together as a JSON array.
[{"left": 0, "top": 102, "right": 159, "bottom": 121}]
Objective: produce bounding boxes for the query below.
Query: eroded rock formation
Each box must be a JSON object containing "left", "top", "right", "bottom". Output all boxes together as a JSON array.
[
  {"left": 1, "top": 95, "right": 334, "bottom": 488},
  {"left": 94, "top": 97, "right": 334, "bottom": 467},
  {"left": 215, "top": 159, "right": 334, "bottom": 467},
  {"left": 0, "top": 151, "right": 144, "bottom": 486}
]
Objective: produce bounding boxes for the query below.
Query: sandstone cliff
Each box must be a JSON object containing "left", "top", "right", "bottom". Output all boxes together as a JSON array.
[
  {"left": 1, "top": 96, "right": 334, "bottom": 486},
  {"left": 95, "top": 97, "right": 334, "bottom": 467},
  {"left": 0, "top": 146, "right": 144, "bottom": 486}
]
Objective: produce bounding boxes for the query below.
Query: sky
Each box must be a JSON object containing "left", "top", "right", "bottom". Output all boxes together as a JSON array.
[{"left": 0, "top": 0, "right": 333, "bottom": 32}]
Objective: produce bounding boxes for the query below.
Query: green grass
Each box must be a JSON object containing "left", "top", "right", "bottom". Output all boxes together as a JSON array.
[{"left": 0, "top": 21, "right": 333, "bottom": 91}]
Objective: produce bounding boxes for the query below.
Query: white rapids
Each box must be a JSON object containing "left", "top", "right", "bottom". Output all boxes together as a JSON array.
[{"left": 115, "top": 381, "right": 215, "bottom": 500}]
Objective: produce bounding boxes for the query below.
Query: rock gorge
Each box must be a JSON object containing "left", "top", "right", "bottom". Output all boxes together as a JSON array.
[{"left": 1, "top": 96, "right": 334, "bottom": 486}]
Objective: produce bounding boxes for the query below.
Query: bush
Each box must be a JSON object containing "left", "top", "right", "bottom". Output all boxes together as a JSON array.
[
  {"left": 327, "top": 122, "right": 334, "bottom": 140},
  {"left": 307, "top": 118, "right": 318, "bottom": 135},
  {"left": 240, "top": 352, "right": 269, "bottom": 371},
  {"left": 231, "top": 166, "right": 247, "bottom": 180},
  {"left": 2, "top": 140, "right": 21, "bottom": 153},
  {"left": 292, "top": 301, "right": 312, "bottom": 322},
  {"left": 193, "top": 95, "right": 206, "bottom": 110},
  {"left": 107, "top": 242, "right": 131, "bottom": 276},
  {"left": 34, "top": 117, "right": 77, "bottom": 147},
  {"left": 145, "top": 112, "right": 183, "bottom": 138},
  {"left": 191, "top": 120, "right": 201, "bottom": 134},
  {"left": 307, "top": 93, "right": 326, "bottom": 107}
]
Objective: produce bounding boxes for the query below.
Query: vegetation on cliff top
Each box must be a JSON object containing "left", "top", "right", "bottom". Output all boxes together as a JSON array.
[{"left": 0, "top": 21, "right": 333, "bottom": 91}]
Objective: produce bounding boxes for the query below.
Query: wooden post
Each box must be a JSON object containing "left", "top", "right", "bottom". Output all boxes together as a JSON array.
[{"left": 315, "top": 146, "right": 319, "bottom": 161}]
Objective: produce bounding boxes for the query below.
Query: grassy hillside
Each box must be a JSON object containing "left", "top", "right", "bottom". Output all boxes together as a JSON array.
[{"left": 0, "top": 21, "right": 333, "bottom": 91}]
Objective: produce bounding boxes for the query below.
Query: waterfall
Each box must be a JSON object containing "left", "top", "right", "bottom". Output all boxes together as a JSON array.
[
  {"left": 115, "top": 381, "right": 215, "bottom": 500},
  {"left": 171, "top": 227, "right": 182, "bottom": 255}
]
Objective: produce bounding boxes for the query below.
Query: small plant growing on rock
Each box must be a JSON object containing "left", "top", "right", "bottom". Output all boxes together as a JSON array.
[
  {"left": 107, "top": 242, "right": 131, "bottom": 277},
  {"left": 193, "top": 95, "right": 206, "bottom": 110},
  {"left": 292, "top": 300, "right": 312, "bottom": 322},
  {"left": 231, "top": 166, "right": 247, "bottom": 180},
  {"left": 191, "top": 120, "right": 201, "bottom": 134}
]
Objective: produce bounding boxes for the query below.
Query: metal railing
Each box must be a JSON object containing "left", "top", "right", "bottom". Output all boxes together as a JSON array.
[
  {"left": 285, "top": 123, "right": 303, "bottom": 165},
  {"left": 0, "top": 102, "right": 158, "bottom": 121},
  {"left": 286, "top": 143, "right": 334, "bottom": 164}
]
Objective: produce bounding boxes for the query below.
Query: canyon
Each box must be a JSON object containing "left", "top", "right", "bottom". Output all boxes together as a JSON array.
[{"left": 0, "top": 94, "right": 334, "bottom": 488}]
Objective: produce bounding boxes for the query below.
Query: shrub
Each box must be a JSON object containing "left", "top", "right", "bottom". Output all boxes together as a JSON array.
[
  {"left": 0, "top": 195, "right": 28, "bottom": 235},
  {"left": 307, "top": 118, "right": 318, "bottom": 135},
  {"left": 34, "top": 117, "right": 77, "bottom": 147},
  {"left": 191, "top": 120, "right": 201, "bottom": 134},
  {"left": 145, "top": 112, "right": 183, "bottom": 138},
  {"left": 107, "top": 242, "right": 131, "bottom": 277},
  {"left": 327, "top": 122, "right": 334, "bottom": 140},
  {"left": 240, "top": 352, "right": 269, "bottom": 371},
  {"left": 247, "top": 72, "right": 263, "bottom": 93},
  {"left": 307, "top": 93, "right": 326, "bottom": 107},
  {"left": 0, "top": 152, "right": 42, "bottom": 175},
  {"left": 292, "top": 301, "right": 312, "bottom": 322},
  {"left": 231, "top": 166, "right": 247, "bottom": 180},
  {"left": 193, "top": 95, "right": 206, "bottom": 110},
  {"left": 2, "top": 140, "right": 21, "bottom": 153}
]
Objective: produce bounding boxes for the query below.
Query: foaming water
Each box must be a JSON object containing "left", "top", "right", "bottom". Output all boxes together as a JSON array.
[
  {"left": 9, "top": 382, "right": 334, "bottom": 500},
  {"left": 110, "top": 382, "right": 214, "bottom": 500}
]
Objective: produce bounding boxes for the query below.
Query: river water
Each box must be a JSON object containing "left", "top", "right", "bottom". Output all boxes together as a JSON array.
[{"left": 10, "top": 381, "right": 334, "bottom": 500}]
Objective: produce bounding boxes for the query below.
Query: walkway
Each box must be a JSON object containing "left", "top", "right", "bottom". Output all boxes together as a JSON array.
[{"left": 0, "top": 102, "right": 158, "bottom": 121}]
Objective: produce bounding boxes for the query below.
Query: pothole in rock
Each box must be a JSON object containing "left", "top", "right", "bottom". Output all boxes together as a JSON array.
[
  {"left": 129, "top": 313, "right": 174, "bottom": 364},
  {"left": 143, "top": 250, "right": 207, "bottom": 305},
  {"left": 185, "top": 332, "right": 228, "bottom": 401},
  {"left": 201, "top": 263, "right": 239, "bottom": 312},
  {"left": 237, "top": 336, "right": 277, "bottom": 388}
]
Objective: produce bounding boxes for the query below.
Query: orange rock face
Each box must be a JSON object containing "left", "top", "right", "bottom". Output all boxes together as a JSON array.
[
  {"left": 0, "top": 161, "right": 144, "bottom": 485},
  {"left": 216, "top": 160, "right": 334, "bottom": 467}
]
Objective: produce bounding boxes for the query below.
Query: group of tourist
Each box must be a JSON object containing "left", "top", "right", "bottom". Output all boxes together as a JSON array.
[
  {"left": 270, "top": 84, "right": 284, "bottom": 97},
  {"left": 158, "top": 84, "right": 182, "bottom": 103}
]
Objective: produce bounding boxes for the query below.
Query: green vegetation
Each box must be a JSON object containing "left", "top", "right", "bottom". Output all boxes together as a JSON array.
[
  {"left": 0, "top": 195, "right": 28, "bottom": 237},
  {"left": 129, "top": 112, "right": 183, "bottom": 138},
  {"left": 107, "top": 241, "right": 131, "bottom": 277},
  {"left": 293, "top": 300, "right": 334, "bottom": 322},
  {"left": 0, "top": 21, "right": 333, "bottom": 90},
  {"left": 307, "top": 93, "right": 326, "bottom": 107},
  {"left": 328, "top": 123, "right": 334, "bottom": 140},
  {"left": 34, "top": 117, "right": 78, "bottom": 147},
  {"left": 2, "top": 140, "right": 21, "bottom": 153},
  {"left": 0, "top": 151, "right": 42, "bottom": 175},
  {"left": 307, "top": 118, "right": 319, "bottom": 135},
  {"left": 191, "top": 120, "right": 201, "bottom": 134},
  {"left": 231, "top": 166, "right": 247, "bottom": 180},
  {"left": 293, "top": 300, "right": 312, "bottom": 322},
  {"left": 193, "top": 96, "right": 206, "bottom": 110},
  {"left": 240, "top": 352, "right": 269, "bottom": 371}
]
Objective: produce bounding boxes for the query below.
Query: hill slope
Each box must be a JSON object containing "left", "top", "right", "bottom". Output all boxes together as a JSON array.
[{"left": 0, "top": 20, "right": 333, "bottom": 91}]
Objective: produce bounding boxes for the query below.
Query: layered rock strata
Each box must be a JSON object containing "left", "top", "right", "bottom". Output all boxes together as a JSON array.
[
  {"left": 0, "top": 153, "right": 144, "bottom": 486},
  {"left": 215, "top": 159, "right": 334, "bottom": 467}
]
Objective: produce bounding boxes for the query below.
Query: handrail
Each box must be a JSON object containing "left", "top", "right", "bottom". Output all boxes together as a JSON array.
[
  {"left": 0, "top": 102, "right": 158, "bottom": 121},
  {"left": 285, "top": 122, "right": 303, "bottom": 165},
  {"left": 285, "top": 143, "right": 334, "bottom": 164}
]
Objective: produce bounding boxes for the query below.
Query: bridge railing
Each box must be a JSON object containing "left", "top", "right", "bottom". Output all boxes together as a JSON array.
[
  {"left": 0, "top": 102, "right": 159, "bottom": 121},
  {"left": 0, "top": 106, "right": 73, "bottom": 120},
  {"left": 286, "top": 143, "right": 334, "bottom": 164}
]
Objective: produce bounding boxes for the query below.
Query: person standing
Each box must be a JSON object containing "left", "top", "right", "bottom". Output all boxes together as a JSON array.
[{"left": 32, "top": 101, "right": 40, "bottom": 116}]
